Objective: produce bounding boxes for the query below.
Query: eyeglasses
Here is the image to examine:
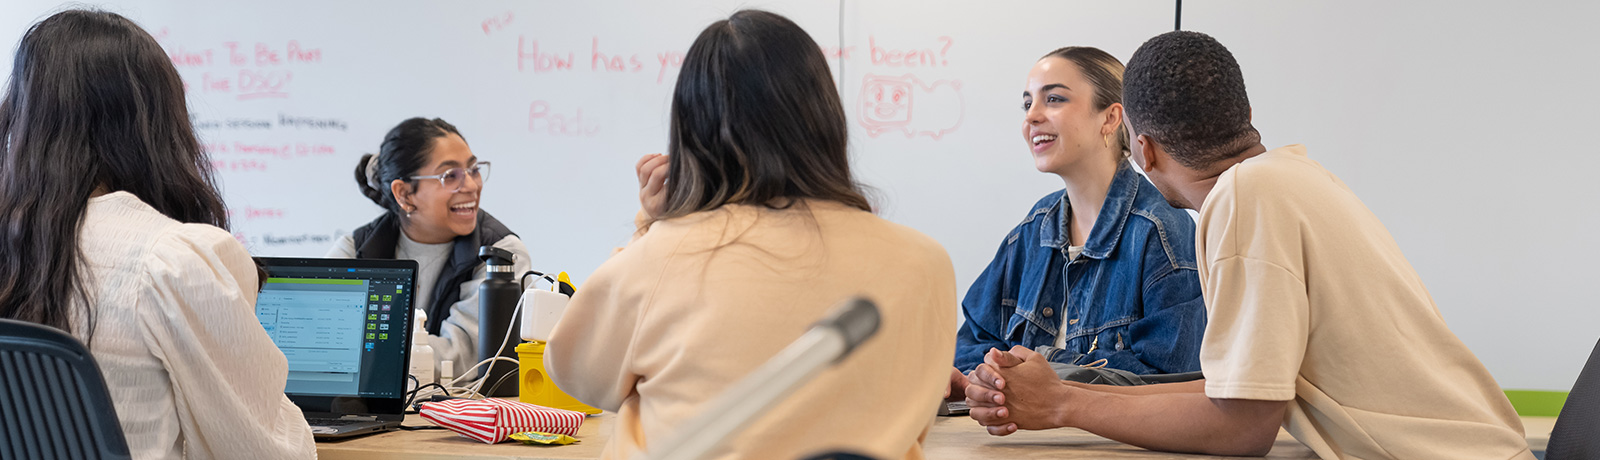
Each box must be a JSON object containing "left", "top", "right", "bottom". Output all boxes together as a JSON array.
[{"left": 410, "top": 161, "right": 491, "bottom": 192}]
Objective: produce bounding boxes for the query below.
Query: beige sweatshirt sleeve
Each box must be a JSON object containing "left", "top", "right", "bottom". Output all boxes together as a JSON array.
[
  {"left": 607, "top": 209, "right": 653, "bottom": 256},
  {"left": 543, "top": 236, "right": 654, "bottom": 412}
]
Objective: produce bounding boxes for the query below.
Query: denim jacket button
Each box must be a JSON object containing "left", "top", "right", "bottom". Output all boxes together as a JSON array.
[{"left": 1042, "top": 308, "right": 1054, "bottom": 317}]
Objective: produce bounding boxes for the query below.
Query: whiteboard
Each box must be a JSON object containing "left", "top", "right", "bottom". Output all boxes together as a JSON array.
[{"left": 3, "top": 1, "right": 1594, "bottom": 392}]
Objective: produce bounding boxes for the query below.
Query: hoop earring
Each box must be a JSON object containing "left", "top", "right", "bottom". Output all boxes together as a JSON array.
[{"left": 1104, "top": 135, "right": 1111, "bottom": 148}]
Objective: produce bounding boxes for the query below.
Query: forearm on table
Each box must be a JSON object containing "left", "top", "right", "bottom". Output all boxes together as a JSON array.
[
  {"left": 1060, "top": 383, "right": 1284, "bottom": 456},
  {"left": 1061, "top": 378, "right": 1205, "bottom": 395}
]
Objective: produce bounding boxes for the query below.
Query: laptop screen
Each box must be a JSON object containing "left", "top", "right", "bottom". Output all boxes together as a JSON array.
[{"left": 254, "top": 257, "right": 417, "bottom": 415}]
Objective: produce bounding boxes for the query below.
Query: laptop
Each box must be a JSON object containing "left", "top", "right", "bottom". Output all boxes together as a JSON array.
[
  {"left": 937, "top": 399, "right": 969, "bottom": 416},
  {"left": 254, "top": 257, "right": 419, "bottom": 440}
]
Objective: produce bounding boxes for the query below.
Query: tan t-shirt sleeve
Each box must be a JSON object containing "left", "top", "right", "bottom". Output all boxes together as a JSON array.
[
  {"left": 1197, "top": 166, "right": 1309, "bottom": 402},
  {"left": 1199, "top": 255, "right": 1308, "bottom": 401}
]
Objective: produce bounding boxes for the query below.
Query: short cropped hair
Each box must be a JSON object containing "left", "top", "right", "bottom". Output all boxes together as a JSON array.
[{"left": 1123, "top": 31, "right": 1260, "bottom": 170}]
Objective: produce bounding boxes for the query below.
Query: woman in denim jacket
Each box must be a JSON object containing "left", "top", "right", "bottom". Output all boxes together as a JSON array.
[{"left": 949, "top": 47, "right": 1205, "bottom": 397}]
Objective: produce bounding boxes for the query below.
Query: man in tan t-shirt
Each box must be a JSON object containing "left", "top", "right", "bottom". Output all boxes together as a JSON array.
[{"left": 963, "top": 31, "right": 1534, "bottom": 459}]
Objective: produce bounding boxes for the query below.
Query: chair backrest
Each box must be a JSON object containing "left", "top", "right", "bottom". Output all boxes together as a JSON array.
[
  {"left": 0, "top": 318, "right": 130, "bottom": 460},
  {"left": 1547, "top": 337, "right": 1600, "bottom": 460}
]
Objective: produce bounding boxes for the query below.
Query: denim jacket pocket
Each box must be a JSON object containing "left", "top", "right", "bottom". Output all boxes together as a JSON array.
[
  {"left": 1005, "top": 313, "right": 1028, "bottom": 343},
  {"left": 1007, "top": 308, "right": 1064, "bottom": 347}
]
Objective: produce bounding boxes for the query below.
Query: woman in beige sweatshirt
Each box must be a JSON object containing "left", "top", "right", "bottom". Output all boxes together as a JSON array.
[{"left": 544, "top": 9, "right": 959, "bottom": 460}]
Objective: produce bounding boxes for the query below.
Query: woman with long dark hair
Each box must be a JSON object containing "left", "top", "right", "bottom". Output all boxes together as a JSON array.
[
  {"left": 327, "top": 117, "right": 531, "bottom": 378},
  {"left": 544, "top": 10, "right": 958, "bottom": 459},
  {"left": 0, "top": 10, "right": 313, "bottom": 458}
]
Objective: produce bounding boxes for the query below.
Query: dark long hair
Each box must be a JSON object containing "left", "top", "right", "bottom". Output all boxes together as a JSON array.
[
  {"left": 658, "top": 10, "right": 870, "bottom": 222},
  {"left": 0, "top": 10, "right": 230, "bottom": 335},
  {"left": 353, "top": 117, "right": 463, "bottom": 218}
]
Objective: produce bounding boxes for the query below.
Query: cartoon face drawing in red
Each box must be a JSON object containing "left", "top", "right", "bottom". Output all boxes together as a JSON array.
[
  {"left": 860, "top": 76, "right": 913, "bottom": 134},
  {"left": 857, "top": 74, "right": 964, "bottom": 140}
]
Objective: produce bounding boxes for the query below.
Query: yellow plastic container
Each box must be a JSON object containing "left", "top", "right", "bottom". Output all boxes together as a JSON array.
[{"left": 516, "top": 341, "right": 601, "bottom": 414}]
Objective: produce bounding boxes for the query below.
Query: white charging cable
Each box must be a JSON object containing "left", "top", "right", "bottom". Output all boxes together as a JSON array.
[{"left": 414, "top": 278, "right": 531, "bottom": 401}]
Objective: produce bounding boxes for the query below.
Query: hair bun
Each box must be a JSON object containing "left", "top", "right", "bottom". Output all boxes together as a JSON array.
[
  {"left": 363, "top": 152, "right": 382, "bottom": 190},
  {"left": 353, "top": 153, "right": 384, "bottom": 205}
]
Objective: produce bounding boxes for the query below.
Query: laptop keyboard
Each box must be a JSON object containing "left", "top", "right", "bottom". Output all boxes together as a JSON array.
[{"left": 308, "top": 418, "right": 365, "bottom": 427}]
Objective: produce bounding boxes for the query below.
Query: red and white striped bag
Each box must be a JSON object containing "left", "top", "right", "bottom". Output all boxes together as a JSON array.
[{"left": 418, "top": 398, "right": 587, "bottom": 443}]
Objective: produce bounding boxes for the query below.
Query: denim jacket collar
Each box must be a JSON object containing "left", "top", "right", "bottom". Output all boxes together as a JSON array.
[{"left": 1038, "top": 161, "right": 1141, "bottom": 259}]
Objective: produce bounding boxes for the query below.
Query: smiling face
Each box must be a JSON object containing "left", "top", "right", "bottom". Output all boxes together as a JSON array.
[
  {"left": 1022, "top": 57, "right": 1114, "bottom": 176},
  {"left": 392, "top": 133, "right": 481, "bottom": 243}
]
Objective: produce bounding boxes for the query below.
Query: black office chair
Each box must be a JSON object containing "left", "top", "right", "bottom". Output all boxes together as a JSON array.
[
  {"left": 0, "top": 318, "right": 130, "bottom": 460},
  {"left": 1546, "top": 337, "right": 1600, "bottom": 460}
]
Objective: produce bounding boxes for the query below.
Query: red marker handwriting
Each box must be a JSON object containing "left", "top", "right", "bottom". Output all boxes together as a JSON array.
[
  {"left": 287, "top": 41, "right": 322, "bottom": 63},
  {"left": 169, "top": 46, "right": 214, "bottom": 67},
  {"left": 482, "top": 11, "right": 514, "bottom": 35},
  {"left": 211, "top": 159, "right": 269, "bottom": 172},
  {"left": 518, "top": 37, "right": 575, "bottom": 72},
  {"left": 592, "top": 38, "right": 644, "bottom": 72},
  {"left": 656, "top": 51, "right": 684, "bottom": 83},
  {"left": 819, "top": 45, "right": 857, "bottom": 60},
  {"left": 243, "top": 207, "right": 286, "bottom": 220},
  {"left": 236, "top": 70, "right": 292, "bottom": 100},
  {"left": 869, "top": 36, "right": 954, "bottom": 67},
  {"left": 528, "top": 101, "right": 599, "bottom": 137}
]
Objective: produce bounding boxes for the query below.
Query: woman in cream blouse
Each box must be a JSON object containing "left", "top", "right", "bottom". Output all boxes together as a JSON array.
[{"left": 0, "top": 10, "right": 314, "bottom": 459}]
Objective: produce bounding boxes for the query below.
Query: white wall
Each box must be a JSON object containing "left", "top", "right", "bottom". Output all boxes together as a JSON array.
[
  {"left": 1185, "top": 0, "right": 1600, "bottom": 391},
  {"left": 1, "top": 0, "right": 1593, "bottom": 391}
]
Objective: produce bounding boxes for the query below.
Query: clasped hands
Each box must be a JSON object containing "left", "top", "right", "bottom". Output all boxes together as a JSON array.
[{"left": 954, "top": 346, "right": 1075, "bottom": 436}]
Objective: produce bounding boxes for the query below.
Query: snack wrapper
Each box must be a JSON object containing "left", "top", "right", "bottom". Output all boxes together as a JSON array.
[{"left": 510, "top": 431, "right": 580, "bottom": 445}]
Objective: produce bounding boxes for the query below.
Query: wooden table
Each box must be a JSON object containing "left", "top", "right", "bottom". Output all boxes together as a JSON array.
[{"left": 317, "top": 414, "right": 1556, "bottom": 460}]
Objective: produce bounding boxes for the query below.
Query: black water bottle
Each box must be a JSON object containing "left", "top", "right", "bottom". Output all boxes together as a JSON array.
[{"left": 477, "top": 246, "right": 522, "bottom": 396}]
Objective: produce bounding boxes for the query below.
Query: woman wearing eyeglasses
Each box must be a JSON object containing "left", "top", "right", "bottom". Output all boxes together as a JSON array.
[{"left": 327, "top": 117, "right": 531, "bottom": 378}]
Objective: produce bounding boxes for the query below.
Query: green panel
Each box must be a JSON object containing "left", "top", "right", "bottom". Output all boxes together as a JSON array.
[
  {"left": 265, "top": 277, "right": 362, "bottom": 285},
  {"left": 1504, "top": 390, "right": 1568, "bottom": 417}
]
